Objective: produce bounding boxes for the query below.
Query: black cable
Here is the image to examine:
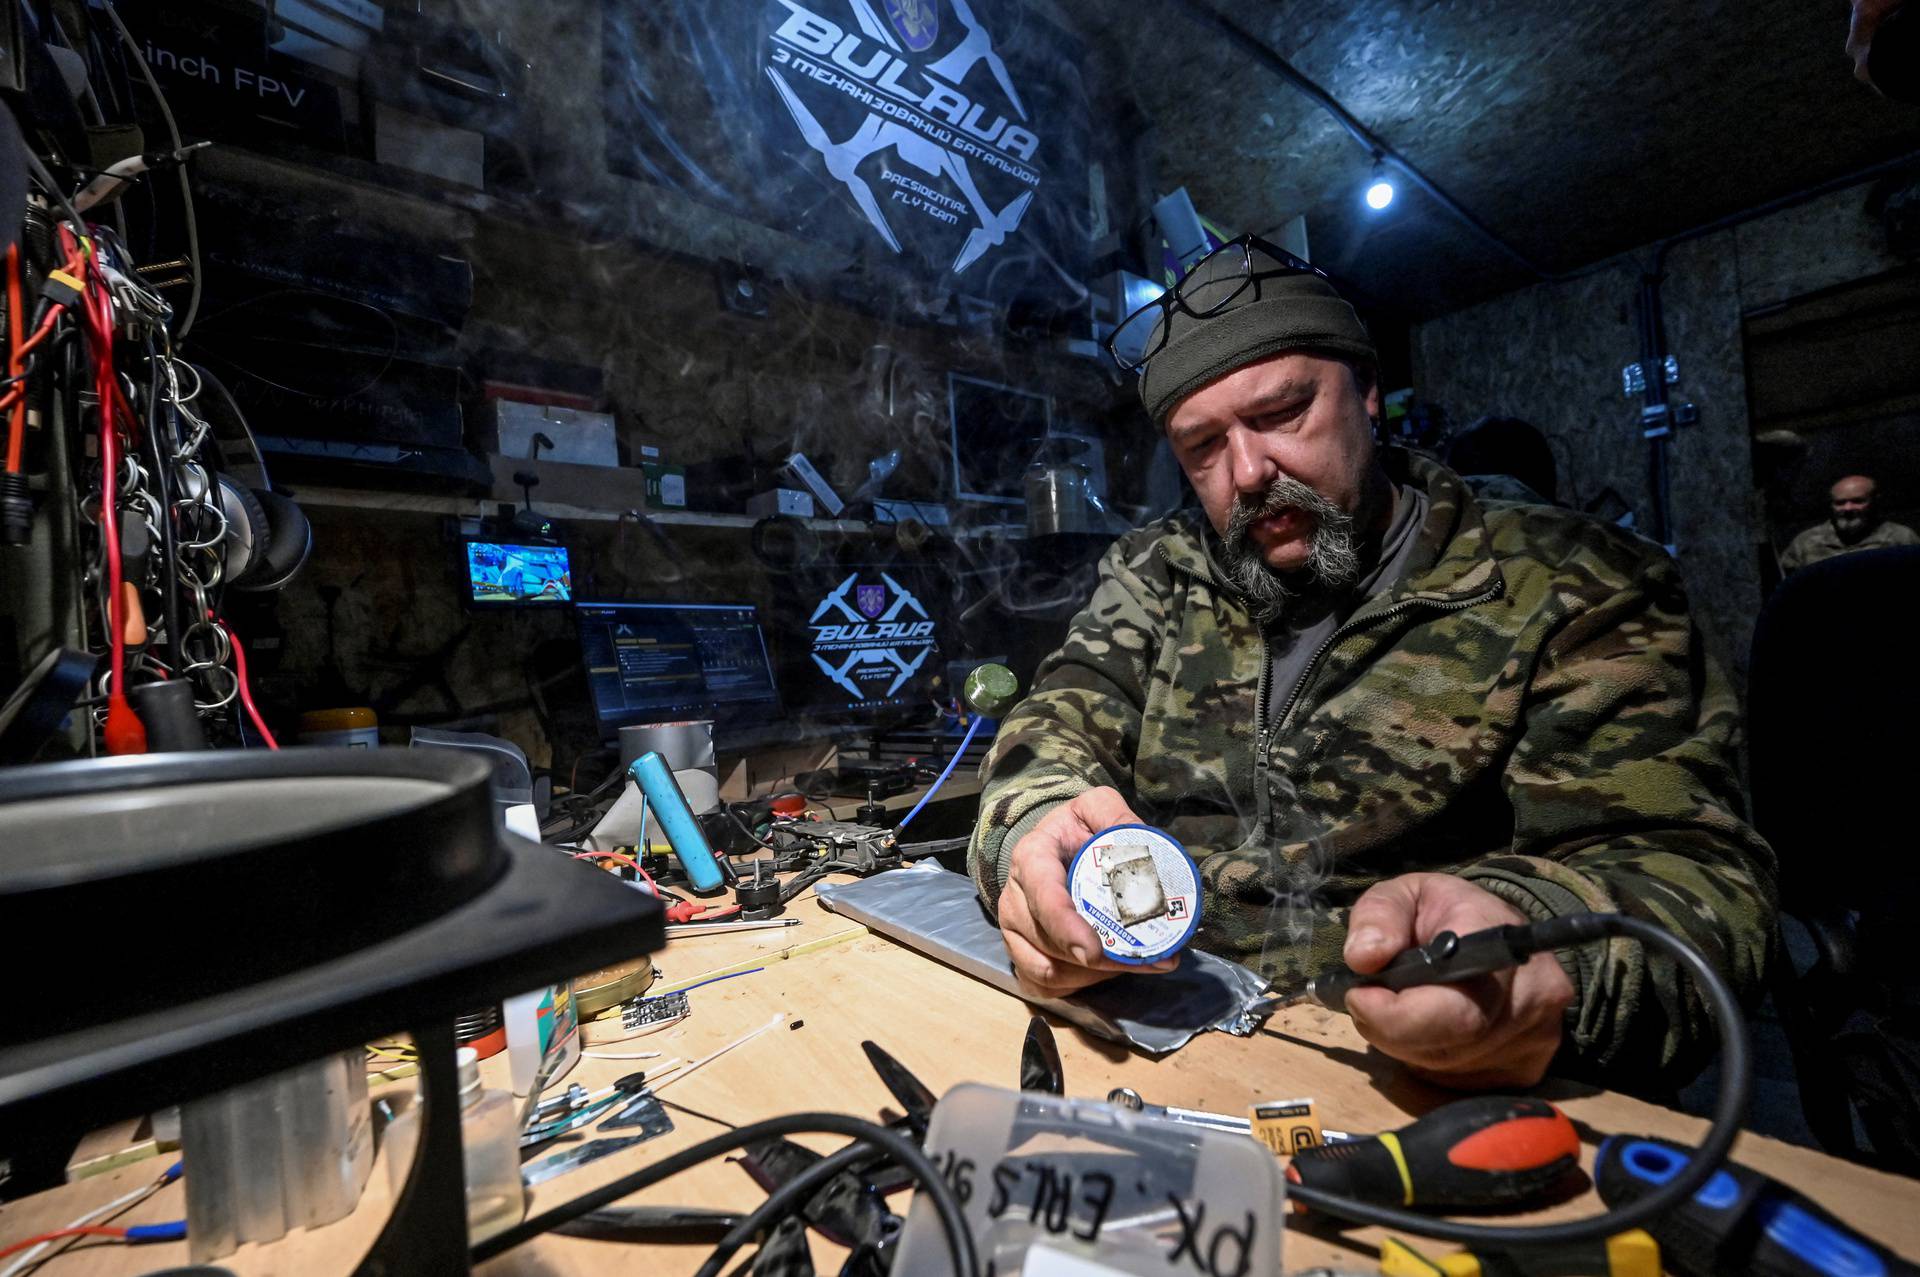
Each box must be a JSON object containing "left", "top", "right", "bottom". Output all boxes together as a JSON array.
[
  {"left": 728, "top": 803, "right": 782, "bottom": 851},
  {"left": 470, "top": 1112, "right": 975, "bottom": 1277},
  {"left": 693, "top": 1141, "right": 869, "bottom": 1277},
  {"left": 99, "top": 0, "right": 202, "bottom": 340},
  {"left": 1286, "top": 912, "right": 1750, "bottom": 1247},
  {"left": 576, "top": 761, "right": 628, "bottom": 803},
  {"left": 899, "top": 836, "right": 969, "bottom": 861},
  {"left": 20, "top": 146, "right": 88, "bottom": 237},
  {"left": 541, "top": 810, "right": 607, "bottom": 844},
  {"left": 539, "top": 767, "right": 632, "bottom": 841}
]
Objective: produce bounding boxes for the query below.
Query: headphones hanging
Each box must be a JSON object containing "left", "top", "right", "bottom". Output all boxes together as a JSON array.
[{"left": 189, "top": 363, "right": 312, "bottom": 593}]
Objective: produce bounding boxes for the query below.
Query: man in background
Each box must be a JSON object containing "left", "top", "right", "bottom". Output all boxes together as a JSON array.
[{"left": 1780, "top": 474, "right": 1918, "bottom": 573}]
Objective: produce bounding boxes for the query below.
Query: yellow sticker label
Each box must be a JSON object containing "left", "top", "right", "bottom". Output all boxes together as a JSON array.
[{"left": 1248, "top": 1097, "right": 1322, "bottom": 1156}]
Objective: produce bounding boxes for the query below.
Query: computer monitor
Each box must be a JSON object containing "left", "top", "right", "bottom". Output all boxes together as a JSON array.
[
  {"left": 764, "top": 563, "right": 948, "bottom": 729},
  {"left": 574, "top": 601, "right": 782, "bottom": 743},
  {"left": 948, "top": 374, "right": 1052, "bottom": 505}
]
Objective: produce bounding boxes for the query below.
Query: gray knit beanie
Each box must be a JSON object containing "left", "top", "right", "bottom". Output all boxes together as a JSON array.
[{"left": 1138, "top": 245, "right": 1375, "bottom": 426}]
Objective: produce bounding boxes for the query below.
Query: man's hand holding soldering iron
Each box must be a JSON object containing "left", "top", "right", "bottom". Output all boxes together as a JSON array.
[{"left": 999, "top": 788, "right": 1572, "bottom": 1090}]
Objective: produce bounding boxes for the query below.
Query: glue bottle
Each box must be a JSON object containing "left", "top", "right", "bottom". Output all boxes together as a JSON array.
[{"left": 384, "top": 1046, "right": 524, "bottom": 1243}]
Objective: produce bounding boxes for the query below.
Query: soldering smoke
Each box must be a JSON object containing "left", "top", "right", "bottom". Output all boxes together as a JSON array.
[
  {"left": 1257, "top": 829, "right": 1338, "bottom": 983},
  {"left": 1221, "top": 476, "right": 1359, "bottom": 624}
]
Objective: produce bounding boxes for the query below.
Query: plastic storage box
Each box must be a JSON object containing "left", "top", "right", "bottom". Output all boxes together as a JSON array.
[{"left": 894, "top": 1083, "right": 1288, "bottom": 1277}]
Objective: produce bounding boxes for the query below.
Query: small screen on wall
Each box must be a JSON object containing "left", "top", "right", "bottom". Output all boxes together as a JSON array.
[{"left": 466, "top": 542, "right": 572, "bottom": 605}]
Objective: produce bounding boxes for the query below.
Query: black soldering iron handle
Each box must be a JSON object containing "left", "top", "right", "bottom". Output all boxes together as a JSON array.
[{"left": 1308, "top": 912, "right": 1613, "bottom": 1014}]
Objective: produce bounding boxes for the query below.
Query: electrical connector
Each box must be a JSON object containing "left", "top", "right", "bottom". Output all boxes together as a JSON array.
[
  {"left": 0, "top": 473, "right": 30, "bottom": 545},
  {"left": 39, "top": 269, "right": 83, "bottom": 309}
]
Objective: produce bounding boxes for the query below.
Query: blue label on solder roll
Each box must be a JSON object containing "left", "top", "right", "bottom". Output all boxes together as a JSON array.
[{"left": 1067, "top": 824, "right": 1202, "bottom": 966}]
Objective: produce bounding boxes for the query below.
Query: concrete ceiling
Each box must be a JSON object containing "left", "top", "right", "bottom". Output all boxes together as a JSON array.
[{"left": 1087, "top": 0, "right": 1920, "bottom": 321}]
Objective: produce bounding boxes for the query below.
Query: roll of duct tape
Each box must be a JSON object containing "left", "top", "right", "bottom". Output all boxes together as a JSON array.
[
  {"left": 619, "top": 721, "right": 715, "bottom": 773},
  {"left": 674, "top": 767, "right": 720, "bottom": 816}
]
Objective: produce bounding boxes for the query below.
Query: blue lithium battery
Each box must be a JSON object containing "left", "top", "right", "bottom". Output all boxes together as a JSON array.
[{"left": 1067, "top": 824, "right": 1202, "bottom": 965}]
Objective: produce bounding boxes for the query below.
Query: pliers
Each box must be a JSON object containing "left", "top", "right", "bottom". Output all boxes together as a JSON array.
[{"left": 664, "top": 899, "right": 739, "bottom": 924}]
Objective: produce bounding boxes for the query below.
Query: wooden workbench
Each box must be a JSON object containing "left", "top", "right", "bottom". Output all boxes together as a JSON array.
[{"left": 6, "top": 878, "right": 1918, "bottom": 1275}]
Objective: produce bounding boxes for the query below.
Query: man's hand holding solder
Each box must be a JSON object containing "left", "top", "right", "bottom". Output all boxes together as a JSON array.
[{"left": 996, "top": 786, "right": 1181, "bottom": 999}]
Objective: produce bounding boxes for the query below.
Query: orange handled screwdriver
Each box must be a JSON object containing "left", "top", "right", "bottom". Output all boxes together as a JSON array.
[{"left": 1289, "top": 1095, "right": 1580, "bottom": 1211}]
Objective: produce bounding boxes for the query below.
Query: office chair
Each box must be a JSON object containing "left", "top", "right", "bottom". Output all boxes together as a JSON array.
[{"left": 1748, "top": 544, "right": 1920, "bottom": 1172}]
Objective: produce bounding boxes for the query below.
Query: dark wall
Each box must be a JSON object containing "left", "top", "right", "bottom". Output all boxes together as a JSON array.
[{"left": 1411, "top": 182, "right": 1912, "bottom": 684}]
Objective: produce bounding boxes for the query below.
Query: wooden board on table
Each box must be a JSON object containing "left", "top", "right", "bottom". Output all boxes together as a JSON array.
[
  {"left": 485, "top": 906, "right": 1920, "bottom": 1275},
  {"left": 482, "top": 930, "right": 1920, "bottom": 1276},
  {"left": 7, "top": 883, "right": 1918, "bottom": 1276}
]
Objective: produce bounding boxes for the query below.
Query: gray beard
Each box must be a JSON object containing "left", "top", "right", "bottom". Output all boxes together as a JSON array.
[{"left": 1222, "top": 476, "right": 1361, "bottom": 624}]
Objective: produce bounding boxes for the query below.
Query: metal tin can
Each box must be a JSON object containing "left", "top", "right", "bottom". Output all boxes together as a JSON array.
[{"left": 1067, "top": 823, "right": 1202, "bottom": 965}]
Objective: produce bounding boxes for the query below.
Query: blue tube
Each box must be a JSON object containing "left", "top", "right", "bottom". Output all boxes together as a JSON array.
[
  {"left": 628, "top": 751, "right": 725, "bottom": 892},
  {"left": 127, "top": 1220, "right": 188, "bottom": 1242},
  {"left": 895, "top": 716, "right": 984, "bottom": 833}
]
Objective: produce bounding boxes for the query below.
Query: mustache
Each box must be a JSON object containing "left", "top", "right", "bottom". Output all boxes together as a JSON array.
[
  {"left": 1217, "top": 476, "right": 1362, "bottom": 623},
  {"left": 1225, "top": 476, "right": 1345, "bottom": 544}
]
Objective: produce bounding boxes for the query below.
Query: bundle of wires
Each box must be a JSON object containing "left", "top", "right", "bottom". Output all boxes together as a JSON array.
[
  {"left": 541, "top": 760, "right": 629, "bottom": 842},
  {"left": 3, "top": 152, "right": 279, "bottom": 756},
  {"left": 0, "top": 1161, "right": 184, "bottom": 1273},
  {"left": 63, "top": 222, "right": 147, "bottom": 755},
  {"left": 2, "top": 235, "right": 86, "bottom": 544}
]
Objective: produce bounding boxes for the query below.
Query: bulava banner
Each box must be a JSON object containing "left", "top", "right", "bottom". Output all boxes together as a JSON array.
[{"left": 604, "top": 0, "right": 1093, "bottom": 310}]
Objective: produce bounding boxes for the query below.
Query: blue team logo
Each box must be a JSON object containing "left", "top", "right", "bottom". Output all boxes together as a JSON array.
[
  {"left": 883, "top": 0, "right": 939, "bottom": 51},
  {"left": 810, "top": 572, "right": 938, "bottom": 700}
]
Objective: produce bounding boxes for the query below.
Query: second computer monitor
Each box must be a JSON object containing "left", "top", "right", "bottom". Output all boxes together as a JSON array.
[{"left": 575, "top": 601, "right": 782, "bottom": 743}]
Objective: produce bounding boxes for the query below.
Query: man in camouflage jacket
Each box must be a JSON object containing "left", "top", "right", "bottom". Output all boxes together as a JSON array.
[{"left": 969, "top": 240, "right": 1775, "bottom": 1091}]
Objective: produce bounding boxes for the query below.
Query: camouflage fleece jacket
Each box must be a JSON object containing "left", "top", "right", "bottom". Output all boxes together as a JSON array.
[{"left": 969, "top": 450, "right": 1775, "bottom": 1086}]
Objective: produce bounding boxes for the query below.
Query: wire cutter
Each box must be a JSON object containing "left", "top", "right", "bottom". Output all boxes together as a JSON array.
[{"left": 664, "top": 899, "right": 739, "bottom": 924}]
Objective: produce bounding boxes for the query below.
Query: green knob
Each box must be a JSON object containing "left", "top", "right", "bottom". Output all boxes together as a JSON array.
[{"left": 962, "top": 663, "right": 1020, "bottom": 718}]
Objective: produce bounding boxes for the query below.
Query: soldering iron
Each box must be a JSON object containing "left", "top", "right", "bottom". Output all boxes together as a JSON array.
[
  {"left": 1254, "top": 911, "right": 1615, "bottom": 1016},
  {"left": 1257, "top": 911, "right": 1757, "bottom": 1253}
]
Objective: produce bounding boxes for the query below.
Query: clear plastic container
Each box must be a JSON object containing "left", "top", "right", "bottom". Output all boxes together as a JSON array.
[
  {"left": 384, "top": 1046, "right": 526, "bottom": 1244},
  {"left": 182, "top": 1048, "right": 373, "bottom": 1262},
  {"left": 894, "top": 1083, "right": 1287, "bottom": 1277}
]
